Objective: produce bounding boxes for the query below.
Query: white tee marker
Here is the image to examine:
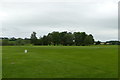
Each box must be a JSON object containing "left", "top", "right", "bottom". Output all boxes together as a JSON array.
[{"left": 24, "top": 49, "right": 28, "bottom": 53}]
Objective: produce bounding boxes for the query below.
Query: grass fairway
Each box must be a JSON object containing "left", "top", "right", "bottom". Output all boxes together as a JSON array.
[
  {"left": 0, "top": 46, "right": 2, "bottom": 79},
  {"left": 2, "top": 45, "right": 118, "bottom": 78}
]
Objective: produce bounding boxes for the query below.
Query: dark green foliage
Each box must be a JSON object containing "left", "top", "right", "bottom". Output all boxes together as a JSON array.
[
  {"left": 59, "top": 31, "right": 68, "bottom": 45},
  {"left": 9, "top": 37, "right": 17, "bottom": 41},
  {"left": 95, "top": 41, "right": 101, "bottom": 45},
  {"left": 2, "top": 37, "right": 31, "bottom": 46},
  {"left": 64, "top": 32, "right": 74, "bottom": 46},
  {"left": 1, "top": 31, "right": 96, "bottom": 46},
  {"left": 29, "top": 31, "right": 95, "bottom": 46},
  {"left": 84, "top": 34, "right": 94, "bottom": 45},
  {"left": 2, "top": 31, "right": 119, "bottom": 46},
  {"left": 106, "top": 41, "right": 120, "bottom": 45},
  {"left": 49, "top": 32, "right": 60, "bottom": 45},
  {"left": 74, "top": 32, "right": 88, "bottom": 46},
  {"left": 42, "top": 35, "right": 49, "bottom": 45},
  {"left": 30, "top": 32, "right": 37, "bottom": 45},
  {"left": 2, "top": 39, "right": 9, "bottom": 46}
]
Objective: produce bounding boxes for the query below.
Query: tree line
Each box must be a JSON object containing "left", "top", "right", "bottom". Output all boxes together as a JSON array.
[
  {"left": 1, "top": 31, "right": 95, "bottom": 46},
  {"left": 1, "top": 31, "right": 120, "bottom": 46},
  {"left": 31, "top": 31, "right": 94, "bottom": 46}
]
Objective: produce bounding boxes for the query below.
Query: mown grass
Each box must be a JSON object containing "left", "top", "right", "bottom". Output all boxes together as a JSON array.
[
  {"left": 2, "top": 45, "right": 118, "bottom": 78},
  {"left": 0, "top": 46, "right": 2, "bottom": 79}
]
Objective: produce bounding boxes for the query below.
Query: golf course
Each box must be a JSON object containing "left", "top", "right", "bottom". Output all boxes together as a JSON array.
[
  {"left": 2, "top": 45, "right": 118, "bottom": 78},
  {"left": 0, "top": 46, "right": 2, "bottom": 79}
]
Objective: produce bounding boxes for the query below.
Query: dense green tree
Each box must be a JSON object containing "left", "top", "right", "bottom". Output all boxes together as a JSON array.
[
  {"left": 36, "top": 38, "right": 43, "bottom": 45},
  {"left": 50, "top": 32, "right": 60, "bottom": 45},
  {"left": 16, "top": 38, "right": 31, "bottom": 45},
  {"left": 30, "top": 32, "right": 38, "bottom": 45},
  {"left": 2, "top": 31, "right": 96, "bottom": 46},
  {"left": 59, "top": 31, "right": 68, "bottom": 46},
  {"left": 16, "top": 38, "right": 24, "bottom": 45},
  {"left": 65, "top": 32, "right": 74, "bottom": 46},
  {"left": 84, "top": 34, "right": 94, "bottom": 45},
  {"left": 2, "top": 39, "right": 9, "bottom": 46},
  {"left": 47, "top": 33, "right": 53, "bottom": 45},
  {"left": 42, "top": 35, "right": 49, "bottom": 45},
  {"left": 74, "top": 32, "right": 87, "bottom": 46},
  {"left": 9, "top": 37, "right": 17, "bottom": 41},
  {"left": 95, "top": 41, "right": 101, "bottom": 45},
  {"left": 74, "top": 32, "right": 81, "bottom": 46}
]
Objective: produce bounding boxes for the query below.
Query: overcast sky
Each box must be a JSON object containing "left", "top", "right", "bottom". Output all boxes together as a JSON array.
[{"left": 0, "top": 0, "right": 118, "bottom": 41}]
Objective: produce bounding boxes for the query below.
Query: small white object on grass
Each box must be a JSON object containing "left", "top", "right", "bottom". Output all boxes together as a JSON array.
[{"left": 24, "top": 49, "right": 28, "bottom": 53}]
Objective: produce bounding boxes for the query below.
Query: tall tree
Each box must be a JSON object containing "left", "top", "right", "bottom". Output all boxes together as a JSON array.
[
  {"left": 84, "top": 34, "right": 94, "bottom": 45},
  {"left": 95, "top": 41, "right": 101, "bottom": 45},
  {"left": 74, "top": 32, "right": 81, "bottom": 46},
  {"left": 30, "top": 32, "right": 37, "bottom": 45},
  {"left": 42, "top": 35, "right": 49, "bottom": 45},
  {"left": 74, "top": 32, "right": 87, "bottom": 46},
  {"left": 50, "top": 32, "right": 60, "bottom": 45},
  {"left": 65, "top": 32, "right": 74, "bottom": 46},
  {"left": 60, "top": 31, "right": 68, "bottom": 46}
]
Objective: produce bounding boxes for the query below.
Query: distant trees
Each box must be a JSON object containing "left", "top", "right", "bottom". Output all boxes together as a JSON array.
[
  {"left": 95, "top": 41, "right": 101, "bottom": 45},
  {"left": 64, "top": 32, "right": 74, "bottom": 46},
  {"left": 1, "top": 37, "right": 31, "bottom": 46},
  {"left": 84, "top": 34, "right": 94, "bottom": 45},
  {"left": 105, "top": 41, "right": 120, "bottom": 45},
  {"left": 30, "top": 32, "right": 37, "bottom": 45},
  {"left": 2, "top": 31, "right": 120, "bottom": 46},
  {"left": 74, "top": 32, "right": 87, "bottom": 46},
  {"left": 31, "top": 31, "right": 95, "bottom": 46},
  {"left": 2, "top": 39, "right": 9, "bottom": 46},
  {"left": 6, "top": 31, "right": 120, "bottom": 46}
]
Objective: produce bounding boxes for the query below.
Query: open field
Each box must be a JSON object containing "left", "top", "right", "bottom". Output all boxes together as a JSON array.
[
  {"left": 0, "top": 46, "right": 2, "bottom": 79},
  {"left": 2, "top": 45, "right": 118, "bottom": 78}
]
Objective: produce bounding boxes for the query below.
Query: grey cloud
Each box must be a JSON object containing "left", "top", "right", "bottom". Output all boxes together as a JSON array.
[{"left": 2, "top": 0, "right": 118, "bottom": 41}]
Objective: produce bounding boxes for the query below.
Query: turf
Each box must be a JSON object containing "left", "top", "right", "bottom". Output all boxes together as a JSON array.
[
  {"left": 0, "top": 46, "right": 2, "bottom": 79},
  {"left": 2, "top": 45, "right": 118, "bottom": 78}
]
